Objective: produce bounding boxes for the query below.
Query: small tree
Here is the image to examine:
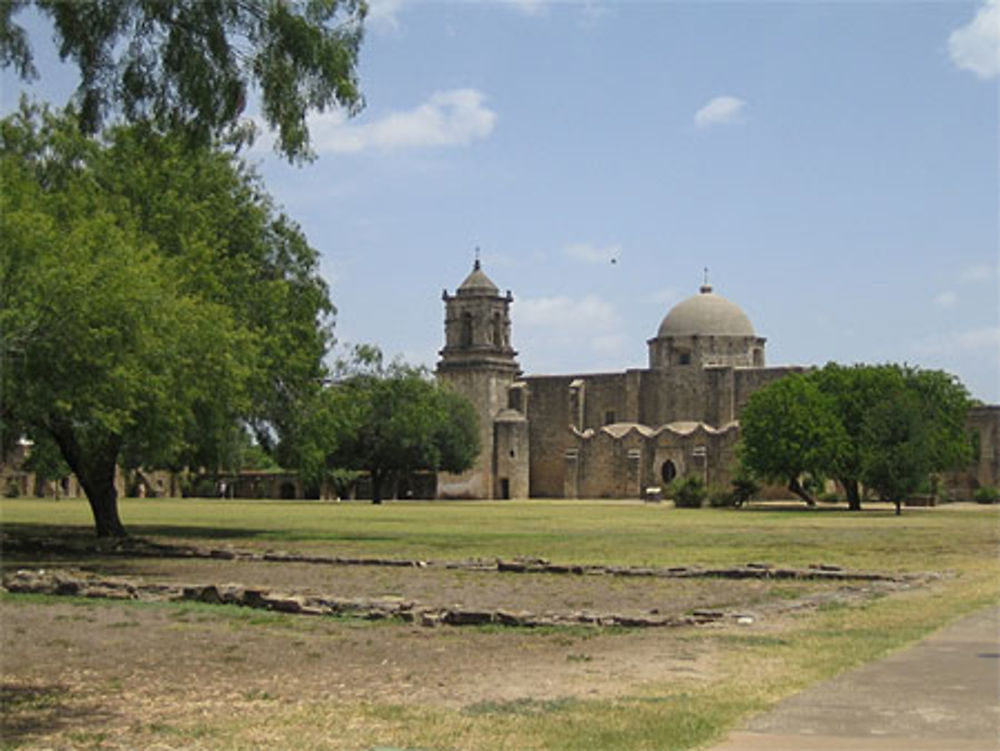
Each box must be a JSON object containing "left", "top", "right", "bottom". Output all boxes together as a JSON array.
[{"left": 288, "top": 346, "right": 480, "bottom": 504}]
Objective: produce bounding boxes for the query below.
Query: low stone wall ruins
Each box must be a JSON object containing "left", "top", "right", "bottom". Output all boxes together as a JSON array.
[{"left": 1, "top": 535, "right": 933, "bottom": 630}]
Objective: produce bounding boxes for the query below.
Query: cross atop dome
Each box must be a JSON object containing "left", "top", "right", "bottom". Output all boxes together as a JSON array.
[{"left": 700, "top": 266, "right": 712, "bottom": 294}]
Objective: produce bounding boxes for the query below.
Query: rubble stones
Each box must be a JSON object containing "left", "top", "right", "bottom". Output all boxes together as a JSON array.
[
  {"left": 1, "top": 568, "right": 755, "bottom": 630},
  {"left": 0, "top": 533, "right": 917, "bottom": 584}
]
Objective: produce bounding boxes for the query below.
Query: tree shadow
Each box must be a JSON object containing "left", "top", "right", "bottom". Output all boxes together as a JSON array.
[
  {"left": 1, "top": 523, "right": 269, "bottom": 572},
  {"left": 0, "top": 682, "right": 114, "bottom": 747},
  {"left": 736, "top": 502, "right": 915, "bottom": 515}
]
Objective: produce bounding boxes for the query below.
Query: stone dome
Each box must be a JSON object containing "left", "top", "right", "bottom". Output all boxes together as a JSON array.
[
  {"left": 657, "top": 284, "right": 755, "bottom": 338},
  {"left": 457, "top": 260, "right": 499, "bottom": 295}
]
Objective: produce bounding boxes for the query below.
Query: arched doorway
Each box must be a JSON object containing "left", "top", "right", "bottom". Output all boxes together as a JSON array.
[{"left": 660, "top": 460, "right": 677, "bottom": 485}]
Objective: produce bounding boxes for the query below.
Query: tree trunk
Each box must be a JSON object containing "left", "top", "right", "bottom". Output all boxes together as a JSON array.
[
  {"left": 371, "top": 469, "right": 383, "bottom": 505},
  {"left": 787, "top": 477, "right": 817, "bottom": 506},
  {"left": 49, "top": 423, "right": 127, "bottom": 537},
  {"left": 841, "top": 478, "right": 862, "bottom": 511}
]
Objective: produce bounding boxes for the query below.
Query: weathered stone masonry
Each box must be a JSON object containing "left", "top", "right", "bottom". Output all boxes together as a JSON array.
[{"left": 435, "top": 263, "right": 999, "bottom": 500}]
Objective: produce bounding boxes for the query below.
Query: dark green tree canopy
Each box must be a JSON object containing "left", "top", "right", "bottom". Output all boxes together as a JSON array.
[
  {"left": 286, "top": 346, "right": 480, "bottom": 503},
  {"left": 1, "top": 0, "right": 366, "bottom": 161},
  {"left": 1, "top": 104, "right": 335, "bottom": 534},
  {"left": 738, "top": 363, "right": 972, "bottom": 514},
  {"left": 738, "top": 373, "right": 846, "bottom": 505}
]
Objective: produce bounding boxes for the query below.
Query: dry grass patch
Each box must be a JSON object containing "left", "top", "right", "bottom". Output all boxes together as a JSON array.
[{"left": 1, "top": 500, "right": 997, "bottom": 749}]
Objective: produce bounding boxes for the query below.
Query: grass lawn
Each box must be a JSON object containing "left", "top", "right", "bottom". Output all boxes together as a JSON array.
[{"left": 2, "top": 497, "right": 998, "bottom": 750}]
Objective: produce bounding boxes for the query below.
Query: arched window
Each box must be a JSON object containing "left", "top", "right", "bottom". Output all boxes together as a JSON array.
[
  {"left": 460, "top": 312, "right": 473, "bottom": 347},
  {"left": 660, "top": 460, "right": 677, "bottom": 484},
  {"left": 492, "top": 312, "right": 503, "bottom": 347}
]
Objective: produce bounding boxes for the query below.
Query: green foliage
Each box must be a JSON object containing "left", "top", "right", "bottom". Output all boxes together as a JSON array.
[
  {"left": 670, "top": 475, "right": 707, "bottom": 509},
  {"left": 1, "top": 0, "right": 366, "bottom": 162},
  {"left": 707, "top": 485, "right": 737, "bottom": 508},
  {"left": 740, "top": 363, "right": 972, "bottom": 513},
  {"left": 1, "top": 104, "right": 333, "bottom": 534},
  {"left": 973, "top": 486, "right": 999, "bottom": 504},
  {"left": 284, "top": 345, "right": 480, "bottom": 502},
  {"left": 725, "top": 457, "right": 761, "bottom": 508},
  {"left": 20, "top": 433, "right": 70, "bottom": 484},
  {"left": 738, "top": 373, "right": 845, "bottom": 504}
]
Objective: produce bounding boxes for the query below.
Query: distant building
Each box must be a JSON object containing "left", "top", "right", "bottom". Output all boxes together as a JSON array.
[{"left": 435, "top": 261, "right": 999, "bottom": 500}]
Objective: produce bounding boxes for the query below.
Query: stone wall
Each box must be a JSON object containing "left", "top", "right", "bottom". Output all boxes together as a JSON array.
[
  {"left": 733, "top": 365, "right": 808, "bottom": 417},
  {"left": 493, "top": 410, "right": 530, "bottom": 498},
  {"left": 564, "top": 423, "right": 742, "bottom": 499},
  {"left": 437, "top": 365, "right": 516, "bottom": 499},
  {"left": 522, "top": 374, "right": 576, "bottom": 497},
  {"left": 945, "top": 405, "right": 1000, "bottom": 498}
]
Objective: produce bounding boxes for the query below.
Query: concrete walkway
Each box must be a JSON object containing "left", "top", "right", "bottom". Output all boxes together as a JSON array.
[{"left": 709, "top": 605, "right": 1000, "bottom": 751}]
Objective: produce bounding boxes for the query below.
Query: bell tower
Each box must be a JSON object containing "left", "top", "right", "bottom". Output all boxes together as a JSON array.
[
  {"left": 437, "top": 259, "right": 527, "bottom": 499},
  {"left": 439, "top": 259, "right": 517, "bottom": 371}
]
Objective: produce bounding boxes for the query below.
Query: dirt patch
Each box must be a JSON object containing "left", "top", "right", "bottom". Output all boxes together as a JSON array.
[
  {"left": 0, "top": 532, "right": 935, "bottom": 750},
  {"left": 1, "top": 595, "right": 718, "bottom": 749}
]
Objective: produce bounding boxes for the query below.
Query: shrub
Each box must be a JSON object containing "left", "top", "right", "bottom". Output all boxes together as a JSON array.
[
  {"left": 670, "top": 475, "right": 706, "bottom": 508},
  {"left": 708, "top": 485, "right": 737, "bottom": 508},
  {"left": 729, "top": 470, "right": 760, "bottom": 508},
  {"left": 973, "top": 486, "right": 999, "bottom": 504}
]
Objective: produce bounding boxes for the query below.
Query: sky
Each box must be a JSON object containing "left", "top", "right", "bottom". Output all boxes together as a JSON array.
[{"left": 3, "top": 0, "right": 999, "bottom": 402}]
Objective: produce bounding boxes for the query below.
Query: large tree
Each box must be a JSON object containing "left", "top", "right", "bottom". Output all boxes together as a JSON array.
[
  {"left": 1, "top": 105, "right": 334, "bottom": 535},
  {"left": 739, "top": 363, "right": 972, "bottom": 513},
  {"left": 738, "top": 372, "right": 846, "bottom": 505},
  {"left": 286, "top": 346, "right": 480, "bottom": 504},
  {"left": 858, "top": 367, "right": 973, "bottom": 515},
  {"left": 1, "top": 0, "right": 366, "bottom": 161}
]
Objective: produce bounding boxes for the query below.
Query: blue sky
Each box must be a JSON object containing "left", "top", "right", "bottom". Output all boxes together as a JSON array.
[{"left": 3, "top": 1, "right": 998, "bottom": 401}]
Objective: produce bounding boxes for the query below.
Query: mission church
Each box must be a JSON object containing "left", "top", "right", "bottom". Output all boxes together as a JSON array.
[
  {"left": 435, "top": 260, "right": 999, "bottom": 501},
  {"left": 435, "top": 260, "right": 808, "bottom": 500}
]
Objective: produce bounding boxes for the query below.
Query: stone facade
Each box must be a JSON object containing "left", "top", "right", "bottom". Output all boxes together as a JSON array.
[
  {"left": 436, "top": 263, "right": 999, "bottom": 499},
  {"left": 436, "top": 260, "right": 529, "bottom": 499}
]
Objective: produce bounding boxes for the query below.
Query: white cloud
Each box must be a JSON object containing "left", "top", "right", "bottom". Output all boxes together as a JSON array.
[
  {"left": 647, "top": 287, "right": 680, "bottom": 307},
  {"left": 933, "top": 290, "right": 958, "bottom": 308},
  {"left": 515, "top": 294, "right": 627, "bottom": 368},
  {"left": 506, "top": 0, "right": 548, "bottom": 16},
  {"left": 959, "top": 262, "right": 998, "bottom": 283},
  {"left": 914, "top": 326, "right": 1000, "bottom": 357},
  {"left": 694, "top": 96, "right": 746, "bottom": 128},
  {"left": 948, "top": 0, "right": 1000, "bottom": 79},
  {"left": 366, "top": 0, "right": 408, "bottom": 32},
  {"left": 309, "top": 89, "right": 497, "bottom": 154},
  {"left": 564, "top": 242, "right": 621, "bottom": 264},
  {"left": 517, "top": 295, "right": 619, "bottom": 329}
]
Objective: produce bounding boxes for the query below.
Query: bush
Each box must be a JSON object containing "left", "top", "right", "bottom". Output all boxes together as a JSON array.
[
  {"left": 729, "top": 470, "right": 759, "bottom": 508},
  {"left": 670, "top": 475, "right": 706, "bottom": 508},
  {"left": 708, "top": 485, "right": 737, "bottom": 508},
  {"left": 973, "top": 486, "right": 999, "bottom": 504}
]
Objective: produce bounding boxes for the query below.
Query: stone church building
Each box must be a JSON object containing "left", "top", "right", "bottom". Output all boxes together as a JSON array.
[{"left": 435, "top": 261, "right": 999, "bottom": 500}]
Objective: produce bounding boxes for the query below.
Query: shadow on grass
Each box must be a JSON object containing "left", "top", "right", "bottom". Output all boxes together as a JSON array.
[
  {"left": 0, "top": 683, "right": 114, "bottom": 748},
  {"left": 735, "top": 502, "right": 916, "bottom": 515},
  {"left": 1, "top": 524, "right": 403, "bottom": 571},
  {"left": 2, "top": 521, "right": 267, "bottom": 542}
]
